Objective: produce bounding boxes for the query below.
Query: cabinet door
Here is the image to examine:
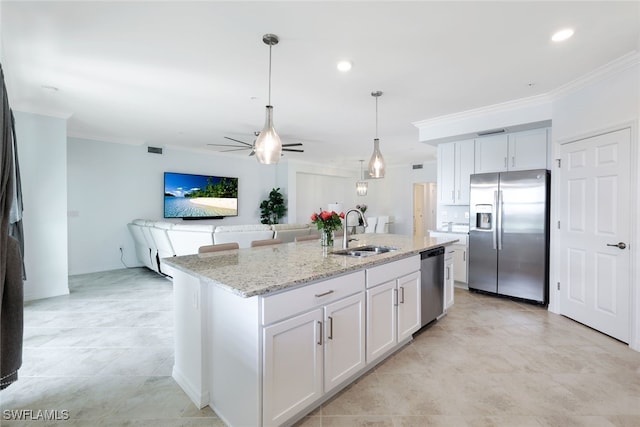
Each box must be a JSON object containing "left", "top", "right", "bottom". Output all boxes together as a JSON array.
[
  {"left": 508, "top": 128, "right": 548, "bottom": 171},
  {"left": 324, "top": 293, "right": 366, "bottom": 393},
  {"left": 397, "top": 271, "right": 421, "bottom": 342},
  {"left": 452, "top": 245, "right": 468, "bottom": 284},
  {"left": 366, "top": 280, "right": 397, "bottom": 363},
  {"left": 455, "top": 139, "right": 475, "bottom": 205},
  {"left": 444, "top": 252, "right": 455, "bottom": 310},
  {"left": 437, "top": 143, "right": 456, "bottom": 204},
  {"left": 263, "top": 309, "right": 323, "bottom": 427},
  {"left": 475, "top": 134, "right": 508, "bottom": 173}
]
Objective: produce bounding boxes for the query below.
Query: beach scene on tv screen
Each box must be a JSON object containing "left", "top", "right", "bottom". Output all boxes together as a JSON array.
[{"left": 164, "top": 173, "right": 238, "bottom": 218}]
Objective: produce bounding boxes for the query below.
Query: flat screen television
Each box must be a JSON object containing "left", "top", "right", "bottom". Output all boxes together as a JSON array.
[{"left": 164, "top": 172, "right": 238, "bottom": 219}]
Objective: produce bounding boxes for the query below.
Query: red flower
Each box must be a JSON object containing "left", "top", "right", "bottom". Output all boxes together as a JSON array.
[
  {"left": 339, "top": 212, "right": 345, "bottom": 219},
  {"left": 310, "top": 213, "right": 318, "bottom": 222},
  {"left": 320, "top": 211, "right": 332, "bottom": 221}
]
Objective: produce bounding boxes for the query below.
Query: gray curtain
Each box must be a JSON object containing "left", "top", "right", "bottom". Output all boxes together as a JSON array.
[{"left": 0, "top": 63, "right": 24, "bottom": 390}]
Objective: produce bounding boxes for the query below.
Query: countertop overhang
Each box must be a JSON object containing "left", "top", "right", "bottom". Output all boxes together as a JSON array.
[{"left": 164, "top": 234, "right": 458, "bottom": 298}]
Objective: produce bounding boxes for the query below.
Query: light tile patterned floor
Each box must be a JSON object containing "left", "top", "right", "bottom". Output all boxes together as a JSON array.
[{"left": 1, "top": 267, "right": 639, "bottom": 426}]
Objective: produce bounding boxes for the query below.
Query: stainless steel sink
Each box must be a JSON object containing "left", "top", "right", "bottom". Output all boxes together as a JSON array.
[{"left": 331, "top": 245, "right": 398, "bottom": 258}]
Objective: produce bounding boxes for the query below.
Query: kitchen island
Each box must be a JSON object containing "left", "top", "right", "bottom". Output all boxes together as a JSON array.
[{"left": 164, "top": 233, "right": 457, "bottom": 427}]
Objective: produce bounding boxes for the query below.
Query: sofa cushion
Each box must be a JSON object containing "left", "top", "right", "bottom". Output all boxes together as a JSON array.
[
  {"left": 214, "top": 225, "right": 274, "bottom": 248},
  {"left": 215, "top": 224, "right": 272, "bottom": 233}
]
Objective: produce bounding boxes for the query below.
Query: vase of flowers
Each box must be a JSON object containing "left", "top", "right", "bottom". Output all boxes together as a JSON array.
[
  {"left": 356, "top": 204, "right": 368, "bottom": 226},
  {"left": 311, "top": 209, "right": 345, "bottom": 247}
]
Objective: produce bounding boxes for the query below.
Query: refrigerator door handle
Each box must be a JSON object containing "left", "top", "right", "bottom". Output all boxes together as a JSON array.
[
  {"left": 497, "top": 190, "right": 503, "bottom": 250},
  {"left": 492, "top": 191, "right": 498, "bottom": 250}
]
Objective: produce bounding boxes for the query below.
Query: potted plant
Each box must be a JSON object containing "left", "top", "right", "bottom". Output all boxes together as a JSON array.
[{"left": 260, "top": 188, "right": 287, "bottom": 225}]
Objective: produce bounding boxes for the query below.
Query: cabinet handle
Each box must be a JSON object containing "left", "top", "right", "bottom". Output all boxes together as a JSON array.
[
  {"left": 394, "top": 288, "right": 398, "bottom": 306},
  {"left": 446, "top": 266, "right": 450, "bottom": 280},
  {"left": 456, "top": 190, "right": 460, "bottom": 200},
  {"left": 463, "top": 251, "right": 466, "bottom": 261},
  {"left": 315, "top": 290, "right": 334, "bottom": 298},
  {"left": 504, "top": 157, "right": 507, "bottom": 168},
  {"left": 511, "top": 156, "right": 515, "bottom": 167},
  {"left": 328, "top": 316, "right": 333, "bottom": 340},
  {"left": 400, "top": 286, "right": 405, "bottom": 304},
  {"left": 317, "top": 321, "right": 323, "bottom": 345},
  {"left": 451, "top": 190, "right": 455, "bottom": 202}
]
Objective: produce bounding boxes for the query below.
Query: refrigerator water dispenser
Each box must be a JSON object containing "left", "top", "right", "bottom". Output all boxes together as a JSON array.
[{"left": 474, "top": 204, "right": 493, "bottom": 230}]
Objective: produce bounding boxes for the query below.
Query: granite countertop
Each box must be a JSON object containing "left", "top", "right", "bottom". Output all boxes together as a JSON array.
[{"left": 163, "top": 233, "right": 458, "bottom": 298}]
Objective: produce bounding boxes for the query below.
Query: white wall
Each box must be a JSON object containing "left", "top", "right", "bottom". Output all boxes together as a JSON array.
[
  {"left": 67, "top": 138, "right": 277, "bottom": 274},
  {"left": 14, "top": 112, "right": 69, "bottom": 301}
]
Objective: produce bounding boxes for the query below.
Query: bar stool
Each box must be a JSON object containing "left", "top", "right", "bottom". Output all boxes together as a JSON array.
[
  {"left": 251, "top": 239, "right": 283, "bottom": 247},
  {"left": 198, "top": 242, "right": 239, "bottom": 253}
]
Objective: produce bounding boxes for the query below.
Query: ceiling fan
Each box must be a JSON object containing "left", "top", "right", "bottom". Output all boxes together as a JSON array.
[{"left": 208, "top": 132, "right": 304, "bottom": 156}]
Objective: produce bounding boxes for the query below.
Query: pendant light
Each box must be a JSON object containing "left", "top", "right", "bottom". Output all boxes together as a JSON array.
[
  {"left": 368, "top": 91, "right": 385, "bottom": 178},
  {"left": 356, "top": 160, "right": 368, "bottom": 196},
  {"left": 255, "top": 34, "right": 283, "bottom": 165}
]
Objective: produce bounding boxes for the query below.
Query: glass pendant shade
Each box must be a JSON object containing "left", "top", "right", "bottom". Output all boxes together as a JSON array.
[
  {"left": 356, "top": 181, "right": 368, "bottom": 196},
  {"left": 255, "top": 105, "right": 282, "bottom": 164},
  {"left": 356, "top": 159, "right": 368, "bottom": 195},
  {"left": 368, "top": 138, "right": 385, "bottom": 178}
]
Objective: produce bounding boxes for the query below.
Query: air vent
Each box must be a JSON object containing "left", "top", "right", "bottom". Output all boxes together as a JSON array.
[
  {"left": 412, "top": 164, "right": 424, "bottom": 170},
  {"left": 148, "top": 146, "right": 163, "bottom": 154},
  {"left": 477, "top": 128, "right": 506, "bottom": 136}
]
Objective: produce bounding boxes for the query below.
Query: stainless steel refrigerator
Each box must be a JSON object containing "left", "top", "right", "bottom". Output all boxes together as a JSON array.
[{"left": 468, "top": 169, "right": 550, "bottom": 304}]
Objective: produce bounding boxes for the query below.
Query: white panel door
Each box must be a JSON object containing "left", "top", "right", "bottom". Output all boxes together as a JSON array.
[
  {"left": 263, "top": 309, "right": 323, "bottom": 426},
  {"left": 324, "top": 293, "right": 366, "bottom": 393},
  {"left": 559, "top": 128, "right": 631, "bottom": 342}
]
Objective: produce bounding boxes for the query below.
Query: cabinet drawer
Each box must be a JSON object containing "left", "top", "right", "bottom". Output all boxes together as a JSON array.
[
  {"left": 366, "top": 256, "right": 419, "bottom": 289},
  {"left": 261, "top": 271, "right": 365, "bottom": 325}
]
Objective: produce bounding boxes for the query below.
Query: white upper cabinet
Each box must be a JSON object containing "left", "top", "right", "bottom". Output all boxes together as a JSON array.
[
  {"left": 437, "top": 139, "right": 474, "bottom": 205},
  {"left": 508, "top": 128, "right": 549, "bottom": 171},
  {"left": 475, "top": 128, "right": 548, "bottom": 173}
]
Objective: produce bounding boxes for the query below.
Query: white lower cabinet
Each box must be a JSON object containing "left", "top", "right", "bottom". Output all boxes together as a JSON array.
[
  {"left": 262, "top": 273, "right": 366, "bottom": 427},
  {"left": 452, "top": 244, "right": 467, "bottom": 284},
  {"left": 263, "top": 309, "right": 323, "bottom": 427},
  {"left": 444, "top": 249, "right": 455, "bottom": 310},
  {"left": 324, "top": 293, "right": 366, "bottom": 392},
  {"left": 366, "top": 270, "right": 421, "bottom": 364}
]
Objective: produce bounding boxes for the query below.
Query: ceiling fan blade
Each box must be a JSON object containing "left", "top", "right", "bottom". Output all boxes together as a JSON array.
[
  {"left": 283, "top": 148, "right": 304, "bottom": 153},
  {"left": 224, "top": 136, "right": 252, "bottom": 147},
  {"left": 207, "top": 143, "right": 245, "bottom": 148},
  {"left": 282, "top": 143, "right": 303, "bottom": 147},
  {"left": 220, "top": 147, "right": 251, "bottom": 152}
]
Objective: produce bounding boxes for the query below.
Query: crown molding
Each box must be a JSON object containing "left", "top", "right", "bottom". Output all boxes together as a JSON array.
[
  {"left": 548, "top": 50, "right": 639, "bottom": 100},
  {"left": 413, "top": 50, "right": 639, "bottom": 131},
  {"left": 412, "top": 93, "right": 552, "bottom": 129}
]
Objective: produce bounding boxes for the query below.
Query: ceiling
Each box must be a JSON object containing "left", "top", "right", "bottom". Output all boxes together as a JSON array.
[{"left": 2, "top": 1, "right": 638, "bottom": 169}]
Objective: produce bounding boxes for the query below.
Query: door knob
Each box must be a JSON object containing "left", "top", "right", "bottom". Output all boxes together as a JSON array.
[{"left": 606, "top": 242, "right": 627, "bottom": 250}]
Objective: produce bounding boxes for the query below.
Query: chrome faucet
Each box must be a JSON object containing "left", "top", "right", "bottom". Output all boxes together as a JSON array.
[{"left": 343, "top": 208, "right": 368, "bottom": 249}]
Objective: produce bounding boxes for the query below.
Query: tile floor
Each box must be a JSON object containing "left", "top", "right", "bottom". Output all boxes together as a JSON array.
[{"left": 1, "top": 267, "right": 639, "bottom": 426}]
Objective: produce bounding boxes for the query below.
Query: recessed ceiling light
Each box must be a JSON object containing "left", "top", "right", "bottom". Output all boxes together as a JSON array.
[
  {"left": 337, "top": 60, "right": 352, "bottom": 72},
  {"left": 551, "top": 28, "right": 574, "bottom": 42}
]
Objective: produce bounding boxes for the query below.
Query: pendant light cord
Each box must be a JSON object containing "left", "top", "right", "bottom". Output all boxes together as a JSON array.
[
  {"left": 375, "top": 96, "right": 378, "bottom": 138},
  {"left": 268, "top": 44, "right": 272, "bottom": 105}
]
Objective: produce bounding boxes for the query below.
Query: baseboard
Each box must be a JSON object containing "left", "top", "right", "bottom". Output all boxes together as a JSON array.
[{"left": 172, "top": 366, "right": 209, "bottom": 409}]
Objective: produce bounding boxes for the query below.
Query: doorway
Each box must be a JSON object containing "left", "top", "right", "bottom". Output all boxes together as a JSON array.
[{"left": 413, "top": 183, "right": 436, "bottom": 238}]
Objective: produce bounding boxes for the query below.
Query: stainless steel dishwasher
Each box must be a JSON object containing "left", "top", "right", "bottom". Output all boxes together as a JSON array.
[{"left": 420, "top": 247, "right": 445, "bottom": 327}]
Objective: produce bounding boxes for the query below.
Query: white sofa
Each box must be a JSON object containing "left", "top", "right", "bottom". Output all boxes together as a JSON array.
[{"left": 128, "top": 220, "right": 319, "bottom": 275}]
